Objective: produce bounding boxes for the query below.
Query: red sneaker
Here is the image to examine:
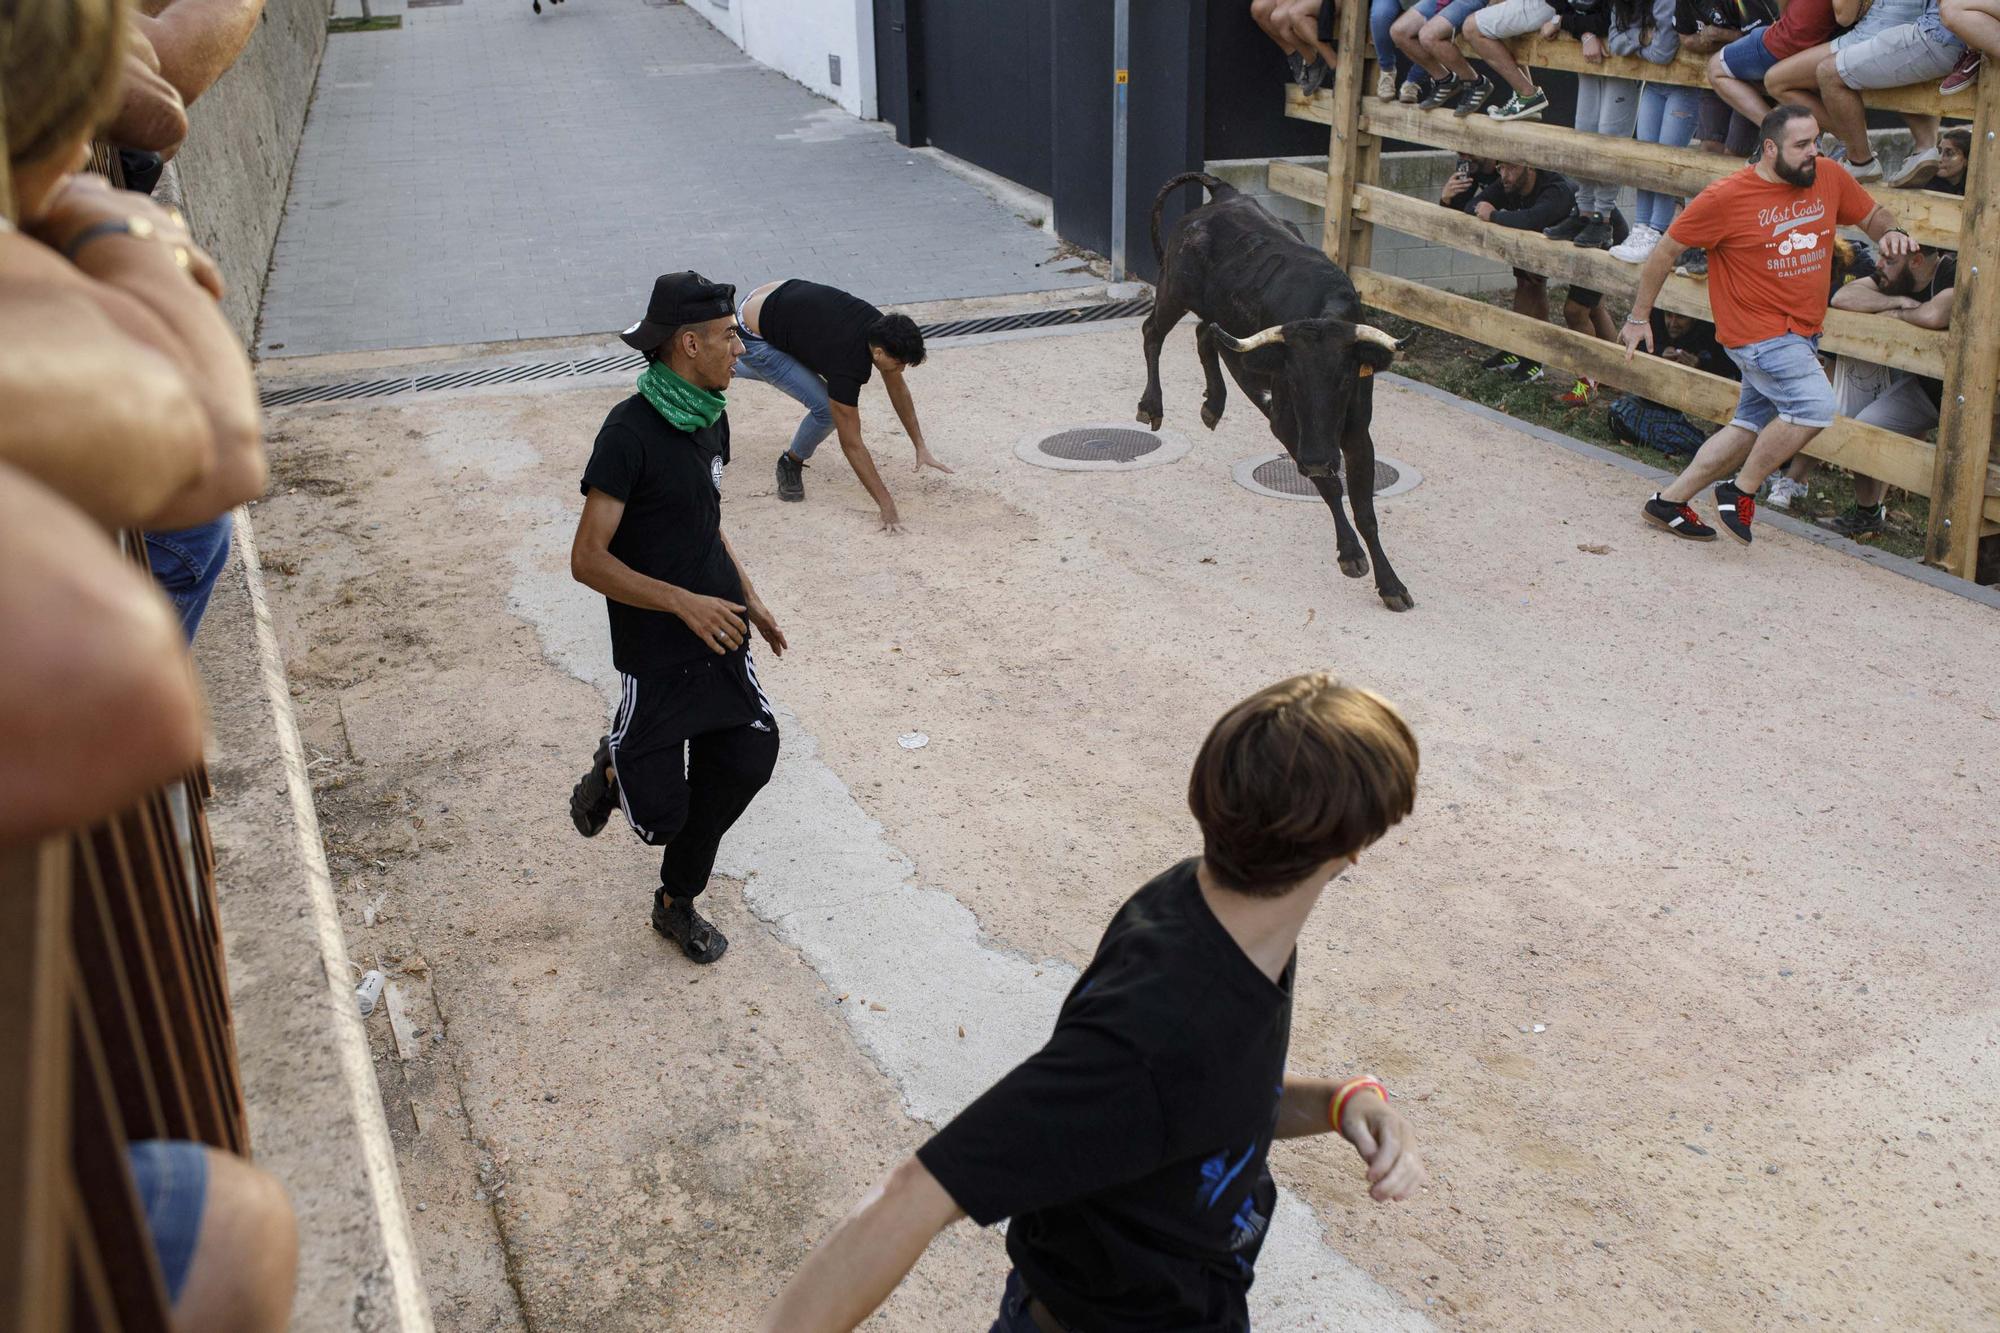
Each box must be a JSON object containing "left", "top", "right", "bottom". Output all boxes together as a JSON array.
[{"left": 1941, "top": 49, "right": 1981, "bottom": 96}]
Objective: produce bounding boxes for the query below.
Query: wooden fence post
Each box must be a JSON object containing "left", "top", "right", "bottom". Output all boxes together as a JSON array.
[
  {"left": 1926, "top": 74, "right": 2000, "bottom": 579},
  {"left": 1319, "top": 0, "right": 1372, "bottom": 267}
]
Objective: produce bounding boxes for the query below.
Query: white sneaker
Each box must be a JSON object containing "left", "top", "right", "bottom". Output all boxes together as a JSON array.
[
  {"left": 1376, "top": 68, "right": 1398, "bottom": 101},
  {"left": 1608, "top": 224, "right": 1661, "bottom": 264},
  {"left": 1766, "top": 476, "right": 1808, "bottom": 510}
]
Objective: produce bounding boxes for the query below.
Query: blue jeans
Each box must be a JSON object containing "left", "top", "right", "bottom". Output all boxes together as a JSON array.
[
  {"left": 1371, "top": 0, "right": 1401, "bottom": 72},
  {"left": 1633, "top": 84, "right": 1702, "bottom": 233},
  {"left": 146, "top": 512, "right": 233, "bottom": 642},
  {"left": 987, "top": 1271, "right": 1044, "bottom": 1333},
  {"left": 130, "top": 1141, "right": 209, "bottom": 1303},
  {"left": 733, "top": 323, "right": 836, "bottom": 462},
  {"left": 1725, "top": 333, "right": 1835, "bottom": 432}
]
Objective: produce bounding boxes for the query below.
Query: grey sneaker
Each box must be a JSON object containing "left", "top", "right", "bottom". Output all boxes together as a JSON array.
[
  {"left": 1488, "top": 87, "right": 1549, "bottom": 121},
  {"left": 1887, "top": 145, "right": 1939, "bottom": 188},
  {"left": 1454, "top": 77, "right": 1498, "bottom": 117},
  {"left": 775, "top": 451, "right": 806, "bottom": 502},
  {"left": 1818, "top": 503, "right": 1888, "bottom": 538},
  {"left": 1675, "top": 247, "right": 1708, "bottom": 279}
]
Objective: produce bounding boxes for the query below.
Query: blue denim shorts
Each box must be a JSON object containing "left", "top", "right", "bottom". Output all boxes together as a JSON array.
[
  {"left": 130, "top": 1141, "right": 209, "bottom": 1302},
  {"left": 1418, "top": 0, "right": 1485, "bottom": 29},
  {"left": 1720, "top": 26, "right": 1780, "bottom": 82},
  {"left": 1725, "top": 332, "right": 1836, "bottom": 431}
]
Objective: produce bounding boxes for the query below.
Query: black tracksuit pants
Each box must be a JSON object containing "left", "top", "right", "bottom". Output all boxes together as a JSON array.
[{"left": 606, "top": 649, "right": 779, "bottom": 902}]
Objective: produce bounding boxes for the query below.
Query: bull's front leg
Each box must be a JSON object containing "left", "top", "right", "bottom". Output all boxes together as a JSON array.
[
  {"left": 1305, "top": 473, "right": 1370, "bottom": 581},
  {"left": 1135, "top": 297, "right": 1188, "bottom": 430},
  {"left": 1342, "top": 404, "right": 1412, "bottom": 611},
  {"left": 1195, "top": 323, "right": 1228, "bottom": 430}
]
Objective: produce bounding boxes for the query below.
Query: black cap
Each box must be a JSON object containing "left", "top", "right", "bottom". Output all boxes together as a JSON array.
[{"left": 619, "top": 271, "right": 737, "bottom": 352}]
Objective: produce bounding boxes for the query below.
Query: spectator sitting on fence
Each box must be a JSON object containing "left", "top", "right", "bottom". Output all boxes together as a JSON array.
[
  {"left": 1937, "top": 0, "right": 1992, "bottom": 91},
  {"left": 1768, "top": 242, "right": 1956, "bottom": 530},
  {"left": 1623, "top": 104, "right": 1917, "bottom": 544},
  {"left": 1608, "top": 309, "right": 1740, "bottom": 453},
  {"left": 1463, "top": 0, "right": 1557, "bottom": 120},
  {"left": 1764, "top": 0, "right": 1951, "bottom": 184},
  {"left": 1392, "top": 0, "right": 1491, "bottom": 109},
  {"left": 1252, "top": 0, "right": 1333, "bottom": 92},
  {"left": 1705, "top": 0, "right": 1841, "bottom": 126}
]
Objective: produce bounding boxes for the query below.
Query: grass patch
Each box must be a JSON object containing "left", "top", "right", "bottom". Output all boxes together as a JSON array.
[
  {"left": 1364, "top": 292, "right": 1931, "bottom": 560},
  {"left": 329, "top": 14, "right": 402, "bottom": 31}
]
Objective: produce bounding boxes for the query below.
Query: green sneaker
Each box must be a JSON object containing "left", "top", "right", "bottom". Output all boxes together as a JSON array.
[{"left": 1488, "top": 88, "right": 1549, "bottom": 122}]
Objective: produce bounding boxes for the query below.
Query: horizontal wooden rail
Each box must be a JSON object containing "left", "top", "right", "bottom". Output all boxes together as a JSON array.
[
  {"left": 1286, "top": 92, "right": 1965, "bottom": 249},
  {"left": 1270, "top": 166, "right": 1953, "bottom": 378},
  {"left": 1354, "top": 268, "right": 2000, "bottom": 526}
]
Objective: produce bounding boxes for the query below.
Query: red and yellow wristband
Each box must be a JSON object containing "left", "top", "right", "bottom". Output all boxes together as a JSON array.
[{"left": 1329, "top": 1076, "right": 1388, "bottom": 1130}]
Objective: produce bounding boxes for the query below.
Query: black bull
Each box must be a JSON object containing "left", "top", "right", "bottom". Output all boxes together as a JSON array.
[{"left": 1136, "top": 172, "right": 1413, "bottom": 612}]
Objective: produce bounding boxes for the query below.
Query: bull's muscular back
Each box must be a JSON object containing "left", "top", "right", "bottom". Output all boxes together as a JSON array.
[{"left": 1174, "top": 194, "right": 1360, "bottom": 329}]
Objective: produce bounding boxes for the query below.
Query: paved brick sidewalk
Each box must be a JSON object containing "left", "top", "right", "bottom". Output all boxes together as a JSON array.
[{"left": 258, "top": 1, "right": 1091, "bottom": 357}]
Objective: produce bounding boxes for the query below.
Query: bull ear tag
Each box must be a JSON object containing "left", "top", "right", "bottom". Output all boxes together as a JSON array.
[{"left": 1357, "top": 365, "right": 1374, "bottom": 377}]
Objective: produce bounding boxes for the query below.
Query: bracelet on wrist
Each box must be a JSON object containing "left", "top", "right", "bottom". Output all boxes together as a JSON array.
[
  {"left": 62, "top": 216, "right": 156, "bottom": 261},
  {"left": 1624, "top": 314, "right": 1650, "bottom": 326},
  {"left": 1330, "top": 1076, "right": 1388, "bottom": 1130}
]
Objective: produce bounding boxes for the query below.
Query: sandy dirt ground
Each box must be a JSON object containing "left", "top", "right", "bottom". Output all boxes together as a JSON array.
[{"left": 250, "top": 319, "right": 2000, "bottom": 1330}]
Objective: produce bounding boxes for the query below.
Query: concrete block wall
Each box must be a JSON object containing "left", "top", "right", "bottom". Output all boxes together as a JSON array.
[{"left": 173, "top": 0, "right": 328, "bottom": 342}]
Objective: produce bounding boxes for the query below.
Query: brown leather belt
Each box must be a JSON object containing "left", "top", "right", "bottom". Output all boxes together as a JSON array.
[{"left": 1026, "top": 1297, "right": 1072, "bottom": 1333}]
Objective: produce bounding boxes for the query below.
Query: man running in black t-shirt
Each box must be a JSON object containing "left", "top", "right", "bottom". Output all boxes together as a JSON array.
[
  {"left": 735, "top": 278, "right": 951, "bottom": 533},
  {"left": 567, "top": 272, "right": 789, "bottom": 965},
  {"left": 759, "top": 674, "right": 1428, "bottom": 1332}
]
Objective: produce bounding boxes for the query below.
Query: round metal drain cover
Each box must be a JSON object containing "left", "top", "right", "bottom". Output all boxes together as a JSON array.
[
  {"left": 1016, "top": 421, "right": 1191, "bottom": 472},
  {"left": 1232, "top": 453, "right": 1422, "bottom": 502}
]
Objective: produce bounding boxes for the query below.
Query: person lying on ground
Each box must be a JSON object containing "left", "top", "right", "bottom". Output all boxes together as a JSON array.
[
  {"left": 1608, "top": 310, "right": 1740, "bottom": 455},
  {"left": 1796, "top": 0, "right": 1963, "bottom": 184},
  {"left": 1391, "top": 0, "right": 1491, "bottom": 108},
  {"left": 127, "top": 1141, "right": 299, "bottom": 1333},
  {"left": 570, "top": 272, "right": 787, "bottom": 967},
  {"left": 757, "top": 673, "right": 1427, "bottom": 1333},
  {"left": 732, "top": 278, "right": 948, "bottom": 533},
  {"left": 1624, "top": 104, "right": 1916, "bottom": 544},
  {"left": 1705, "top": 0, "right": 1840, "bottom": 126},
  {"left": 1937, "top": 0, "right": 1994, "bottom": 90},
  {"left": 1771, "top": 243, "right": 1954, "bottom": 529}
]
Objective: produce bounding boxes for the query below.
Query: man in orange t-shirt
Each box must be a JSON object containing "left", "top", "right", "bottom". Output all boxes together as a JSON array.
[{"left": 1620, "top": 104, "right": 1916, "bottom": 543}]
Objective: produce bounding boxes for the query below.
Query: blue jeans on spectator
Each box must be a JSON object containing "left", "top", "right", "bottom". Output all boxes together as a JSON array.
[
  {"left": 146, "top": 512, "right": 233, "bottom": 642},
  {"left": 1372, "top": 0, "right": 1402, "bottom": 73},
  {"left": 732, "top": 331, "right": 837, "bottom": 461},
  {"left": 130, "top": 1140, "right": 209, "bottom": 1303},
  {"left": 986, "top": 1271, "right": 1044, "bottom": 1333},
  {"left": 1633, "top": 84, "right": 1703, "bottom": 233}
]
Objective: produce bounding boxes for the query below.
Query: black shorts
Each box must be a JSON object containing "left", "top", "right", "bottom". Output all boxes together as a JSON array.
[{"left": 608, "top": 650, "right": 775, "bottom": 845}]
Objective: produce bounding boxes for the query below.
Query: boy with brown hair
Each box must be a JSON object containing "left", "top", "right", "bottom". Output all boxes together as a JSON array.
[{"left": 758, "top": 673, "right": 1428, "bottom": 1333}]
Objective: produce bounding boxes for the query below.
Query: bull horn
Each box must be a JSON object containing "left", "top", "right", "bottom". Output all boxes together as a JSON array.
[
  {"left": 1207, "top": 323, "right": 1287, "bottom": 353},
  {"left": 1353, "top": 323, "right": 1404, "bottom": 352}
]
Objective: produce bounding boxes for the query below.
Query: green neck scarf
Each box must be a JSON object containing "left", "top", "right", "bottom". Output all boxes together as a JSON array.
[{"left": 638, "top": 362, "right": 727, "bottom": 431}]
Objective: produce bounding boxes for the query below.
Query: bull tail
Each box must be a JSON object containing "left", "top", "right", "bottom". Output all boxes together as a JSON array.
[{"left": 1150, "top": 171, "right": 1236, "bottom": 268}]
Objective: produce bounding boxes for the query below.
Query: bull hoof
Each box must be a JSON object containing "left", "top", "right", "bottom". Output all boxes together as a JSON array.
[
  {"left": 1338, "top": 555, "right": 1370, "bottom": 579},
  {"left": 1200, "top": 405, "right": 1222, "bottom": 430},
  {"left": 1135, "top": 409, "right": 1162, "bottom": 431},
  {"left": 1379, "top": 590, "right": 1416, "bottom": 613}
]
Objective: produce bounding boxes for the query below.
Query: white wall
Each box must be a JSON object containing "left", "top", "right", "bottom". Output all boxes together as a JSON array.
[{"left": 687, "top": 0, "right": 877, "bottom": 121}]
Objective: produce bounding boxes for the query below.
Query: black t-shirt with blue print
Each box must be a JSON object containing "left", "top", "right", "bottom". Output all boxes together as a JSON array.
[
  {"left": 579, "top": 393, "right": 741, "bottom": 675},
  {"left": 917, "top": 859, "right": 1294, "bottom": 1332}
]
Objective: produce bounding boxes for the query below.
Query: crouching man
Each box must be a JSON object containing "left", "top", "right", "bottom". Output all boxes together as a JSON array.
[{"left": 758, "top": 672, "right": 1429, "bottom": 1332}]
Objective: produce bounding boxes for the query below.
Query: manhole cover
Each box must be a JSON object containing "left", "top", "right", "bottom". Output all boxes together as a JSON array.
[
  {"left": 1016, "top": 422, "right": 1191, "bottom": 472},
  {"left": 1232, "top": 453, "right": 1422, "bottom": 502}
]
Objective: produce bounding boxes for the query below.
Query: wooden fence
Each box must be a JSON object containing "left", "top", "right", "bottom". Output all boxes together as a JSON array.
[
  {"left": 1280, "top": 12, "right": 2000, "bottom": 581},
  {"left": 0, "top": 766, "right": 247, "bottom": 1331}
]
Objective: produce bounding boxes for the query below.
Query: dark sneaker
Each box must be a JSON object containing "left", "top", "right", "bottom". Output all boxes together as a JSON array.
[
  {"left": 570, "top": 735, "right": 617, "bottom": 837},
  {"left": 1674, "top": 247, "right": 1708, "bottom": 279},
  {"left": 1481, "top": 349, "right": 1523, "bottom": 372},
  {"left": 1509, "top": 359, "right": 1546, "bottom": 383},
  {"left": 1287, "top": 50, "right": 1309, "bottom": 85},
  {"left": 1487, "top": 87, "right": 1549, "bottom": 121},
  {"left": 1543, "top": 210, "right": 1587, "bottom": 242},
  {"left": 1453, "top": 77, "right": 1498, "bottom": 117},
  {"left": 1818, "top": 503, "right": 1888, "bottom": 537},
  {"left": 1573, "top": 214, "right": 1614, "bottom": 249},
  {"left": 1644, "top": 493, "right": 1716, "bottom": 541},
  {"left": 1713, "top": 480, "right": 1754, "bottom": 543},
  {"left": 775, "top": 451, "right": 806, "bottom": 502},
  {"left": 652, "top": 895, "right": 728, "bottom": 964},
  {"left": 1417, "top": 74, "right": 1463, "bottom": 110},
  {"left": 1299, "top": 56, "right": 1333, "bottom": 94}
]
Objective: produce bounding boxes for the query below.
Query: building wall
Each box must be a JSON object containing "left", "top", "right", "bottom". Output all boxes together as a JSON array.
[
  {"left": 685, "top": 0, "right": 876, "bottom": 120},
  {"left": 173, "top": 0, "right": 328, "bottom": 343}
]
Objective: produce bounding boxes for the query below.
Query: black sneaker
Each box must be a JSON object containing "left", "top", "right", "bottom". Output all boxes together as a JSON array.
[
  {"left": 570, "top": 735, "right": 617, "bottom": 837},
  {"left": 1674, "top": 247, "right": 1708, "bottom": 279},
  {"left": 1818, "top": 503, "right": 1887, "bottom": 538},
  {"left": 652, "top": 895, "right": 728, "bottom": 964},
  {"left": 1713, "top": 480, "right": 1755, "bottom": 543},
  {"left": 1299, "top": 56, "right": 1333, "bottom": 94},
  {"left": 1487, "top": 87, "right": 1549, "bottom": 121},
  {"left": 1543, "top": 210, "right": 1587, "bottom": 242},
  {"left": 1643, "top": 493, "right": 1716, "bottom": 541},
  {"left": 1287, "top": 50, "right": 1309, "bottom": 85},
  {"left": 1573, "top": 214, "right": 1614, "bottom": 249},
  {"left": 1481, "top": 349, "right": 1523, "bottom": 372},
  {"left": 775, "top": 452, "right": 806, "bottom": 502},
  {"left": 1417, "top": 74, "right": 1463, "bottom": 110},
  {"left": 1454, "top": 77, "right": 1498, "bottom": 117},
  {"left": 1509, "top": 359, "right": 1545, "bottom": 383}
]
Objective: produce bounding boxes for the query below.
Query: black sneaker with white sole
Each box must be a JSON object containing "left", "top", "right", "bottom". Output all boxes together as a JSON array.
[
  {"left": 1487, "top": 87, "right": 1549, "bottom": 121},
  {"left": 570, "top": 735, "right": 617, "bottom": 837},
  {"left": 775, "top": 452, "right": 806, "bottom": 502},
  {"left": 1417, "top": 74, "right": 1464, "bottom": 110},
  {"left": 1818, "top": 503, "right": 1887, "bottom": 537},
  {"left": 1643, "top": 493, "right": 1716, "bottom": 540},
  {"left": 1481, "top": 349, "right": 1523, "bottom": 372},
  {"left": 1453, "top": 77, "right": 1498, "bottom": 116},
  {"left": 1713, "top": 480, "right": 1754, "bottom": 543},
  {"left": 1509, "top": 359, "right": 1545, "bottom": 383}
]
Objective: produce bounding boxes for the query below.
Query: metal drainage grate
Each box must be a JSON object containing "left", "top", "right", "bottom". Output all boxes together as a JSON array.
[
  {"left": 1233, "top": 453, "right": 1422, "bottom": 502},
  {"left": 258, "top": 296, "right": 1155, "bottom": 409},
  {"left": 1016, "top": 421, "right": 1190, "bottom": 473}
]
